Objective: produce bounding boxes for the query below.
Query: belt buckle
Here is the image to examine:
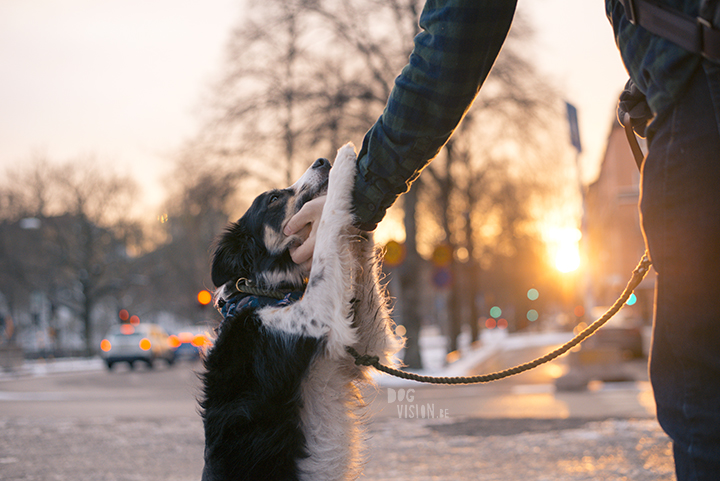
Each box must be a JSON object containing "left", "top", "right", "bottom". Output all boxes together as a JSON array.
[{"left": 625, "top": 0, "right": 639, "bottom": 25}]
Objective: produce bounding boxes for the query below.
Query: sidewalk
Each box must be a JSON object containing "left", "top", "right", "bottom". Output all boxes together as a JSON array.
[
  {"left": 0, "top": 412, "right": 674, "bottom": 480},
  {"left": 361, "top": 330, "right": 675, "bottom": 479},
  {"left": 362, "top": 415, "right": 674, "bottom": 480}
]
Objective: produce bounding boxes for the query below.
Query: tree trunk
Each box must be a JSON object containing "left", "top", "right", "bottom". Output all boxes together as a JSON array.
[
  {"left": 447, "top": 260, "right": 462, "bottom": 353},
  {"left": 400, "top": 182, "right": 423, "bottom": 369}
]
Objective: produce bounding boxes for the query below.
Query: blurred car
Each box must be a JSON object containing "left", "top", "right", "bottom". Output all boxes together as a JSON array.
[
  {"left": 100, "top": 323, "right": 175, "bottom": 370},
  {"left": 168, "top": 328, "right": 211, "bottom": 361},
  {"left": 583, "top": 308, "right": 645, "bottom": 359}
]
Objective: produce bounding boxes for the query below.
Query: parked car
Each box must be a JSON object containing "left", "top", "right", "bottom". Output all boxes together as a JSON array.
[
  {"left": 100, "top": 323, "right": 175, "bottom": 370},
  {"left": 168, "top": 328, "right": 211, "bottom": 361},
  {"left": 583, "top": 308, "right": 645, "bottom": 359}
]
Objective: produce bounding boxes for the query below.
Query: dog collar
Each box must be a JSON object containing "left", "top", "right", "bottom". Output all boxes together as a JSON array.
[{"left": 220, "top": 291, "right": 304, "bottom": 321}]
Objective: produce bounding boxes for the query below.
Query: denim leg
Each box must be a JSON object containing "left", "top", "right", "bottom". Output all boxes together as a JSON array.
[{"left": 641, "top": 67, "right": 720, "bottom": 481}]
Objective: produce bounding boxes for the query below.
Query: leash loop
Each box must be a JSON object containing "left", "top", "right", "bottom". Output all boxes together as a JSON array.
[{"left": 349, "top": 350, "right": 380, "bottom": 367}]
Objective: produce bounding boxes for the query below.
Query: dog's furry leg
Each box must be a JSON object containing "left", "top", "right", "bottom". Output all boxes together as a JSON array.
[
  {"left": 350, "top": 235, "right": 402, "bottom": 369},
  {"left": 257, "top": 143, "right": 362, "bottom": 480},
  {"left": 260, "top": 142, "right": 358, "bottom": 354}
]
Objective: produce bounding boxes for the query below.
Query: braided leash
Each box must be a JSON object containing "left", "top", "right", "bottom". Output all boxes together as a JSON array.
[
  {"left": 347, "top": 253, "right": 652, "bottom": 385},
  {"left": 231, "top": 255, "right": 651, "bottom": 385}
]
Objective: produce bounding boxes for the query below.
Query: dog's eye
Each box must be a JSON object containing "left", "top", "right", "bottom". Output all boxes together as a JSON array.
[{"left": 268, "top": 193, "right": 280, "bottom": 206}]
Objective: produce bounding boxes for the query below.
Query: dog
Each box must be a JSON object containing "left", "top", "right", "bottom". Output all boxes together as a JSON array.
[{"left": 200, "top": 143, "right": 400, "bottom": 480}]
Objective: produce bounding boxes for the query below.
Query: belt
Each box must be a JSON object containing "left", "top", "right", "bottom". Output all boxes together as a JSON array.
[{"left": 620, "top": 0, "right": 720, "bottom": 63}]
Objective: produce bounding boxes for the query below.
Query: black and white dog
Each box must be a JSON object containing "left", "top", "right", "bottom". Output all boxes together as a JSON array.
[{"left": 201, "top": 143, "right": 400, "bottom": 480}]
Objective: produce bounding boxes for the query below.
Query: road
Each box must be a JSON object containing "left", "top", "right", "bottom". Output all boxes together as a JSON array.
[{"left": 0, "top": 346, "right": 674, "bottom": 480}]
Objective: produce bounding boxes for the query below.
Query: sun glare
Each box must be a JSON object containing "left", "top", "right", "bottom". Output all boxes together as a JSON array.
[
  {"left": 545, "top": 227, "right": 582, "bottom": 273},
  {"left": 555, "top": 243, "right": 581, "bottom": 273},
  {"left": 374, "top": 215, "right": 406, "bottom": 246}
]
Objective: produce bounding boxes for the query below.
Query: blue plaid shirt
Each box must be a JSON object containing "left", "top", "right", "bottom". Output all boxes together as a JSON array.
[
  {"left": 352, "top": 0, "right": 517, "bottom": 231},
  {"left": 351, "top": 0, "right": 710, "bottom": 231},
  {"left": 605, "top": 0, "right": 703, "bottom": 115}
]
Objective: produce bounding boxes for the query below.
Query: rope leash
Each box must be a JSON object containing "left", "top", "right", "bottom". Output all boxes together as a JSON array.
[
  {"left": 233, "top": 254, "right": 652, "bottom": 385},
  {"left": 347, "top": 253, "right": 652, "bottom": 385}
]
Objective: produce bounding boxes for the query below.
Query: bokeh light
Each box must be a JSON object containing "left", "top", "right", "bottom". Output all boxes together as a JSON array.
[
  {"left": 527, "top": 309, "right": 539, "bottom": 322},
  {"left": 489, "top": 306, "right": 502, "bottom": 318},
  {"left": 527, "top": 288, "right": 539, "bottom": 301},
  {"left": 627, "top": 293, "right": 637, "bottom": 306},
  {"left": 198, "top": 289, "right": 212, "bottom": 306}
]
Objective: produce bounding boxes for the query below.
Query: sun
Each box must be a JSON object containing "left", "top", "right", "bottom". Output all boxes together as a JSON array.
[
  {"left": 554, "top": 242, "right": 581, "bottom": 273},
  {"left": 544, "top": 226, "right": 582, "bottom": 273}
]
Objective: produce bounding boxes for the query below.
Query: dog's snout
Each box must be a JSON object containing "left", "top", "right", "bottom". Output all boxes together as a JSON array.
[{"left": 313, "top": 158, "right": 330, "bottom": 170}]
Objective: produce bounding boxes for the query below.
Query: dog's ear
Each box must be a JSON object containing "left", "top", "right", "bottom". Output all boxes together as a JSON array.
[{"left": 211, "top": 222, "right": 259, "bottom": 288}]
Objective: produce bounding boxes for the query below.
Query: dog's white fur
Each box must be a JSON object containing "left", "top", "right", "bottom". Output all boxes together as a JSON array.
[{"left": 248, "top": 143, "right": 399, "bottom": 480}]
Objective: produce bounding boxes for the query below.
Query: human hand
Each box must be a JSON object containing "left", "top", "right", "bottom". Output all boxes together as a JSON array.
[{"left": 284, "top": 195, "right": 326, "bottom": 269}]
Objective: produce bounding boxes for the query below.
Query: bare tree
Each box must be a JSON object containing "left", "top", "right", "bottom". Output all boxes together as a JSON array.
[
  {"left": 140, "top": 148, "right": 248, "bottom": 321},
  {"left": 415, "top": 19, "right": 574, "bottom": 351},
  {"left": 0, "top": 157, "right": 141, "bottom": 356}
]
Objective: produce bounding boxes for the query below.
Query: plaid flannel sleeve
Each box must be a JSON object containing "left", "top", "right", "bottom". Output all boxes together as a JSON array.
[{"left": 352, "top": 0, "right": 518, "bottom": 231}]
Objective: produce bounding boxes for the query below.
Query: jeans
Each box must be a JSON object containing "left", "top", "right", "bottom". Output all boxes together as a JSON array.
[{"left": 641, "top": 64, "right": 720, "bottom": 480}]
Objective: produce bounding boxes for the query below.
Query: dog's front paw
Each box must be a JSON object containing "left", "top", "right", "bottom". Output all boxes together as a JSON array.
[{"left": 326, "top": 143, "right": 357, "bottom": 215}]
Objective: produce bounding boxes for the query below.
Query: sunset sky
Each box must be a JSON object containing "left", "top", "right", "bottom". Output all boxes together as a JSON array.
[{"left": 0, "top": 0, "right": 629, "bottom": 217}]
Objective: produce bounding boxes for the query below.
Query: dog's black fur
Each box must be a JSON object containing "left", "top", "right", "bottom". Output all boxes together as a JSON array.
[
  {"left": 201, "top": 159, "right": 330, "bottom": 481},
  {"left": 200, "top": 307, "right": 321, "bottom": 480}
]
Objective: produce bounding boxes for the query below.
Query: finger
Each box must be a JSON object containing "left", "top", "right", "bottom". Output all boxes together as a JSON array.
[
  {"left": 284, "top": 211, "right": 310, "bottom": 236},
  {"left": 284, "top": 196, "right": 326, "bottom": 235},
  {"left": 290, "top": 234, "right": 315, "bottom": 265}
]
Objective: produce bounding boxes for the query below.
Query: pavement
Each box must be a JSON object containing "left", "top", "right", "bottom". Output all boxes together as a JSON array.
[
  {"left": 362, "top": 416, "right": 673, "bottom": 480},
  {"left": 0, "top": 330, "right": 676, "bottom": 480},
  {"left": 0, "top": 411, "right": 674, "bottom": 480}
]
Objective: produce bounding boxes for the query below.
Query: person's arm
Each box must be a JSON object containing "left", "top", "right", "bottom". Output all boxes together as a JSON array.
[
  {"left": 352, "top": 0, "right": 518, "bottom": 231},
  {"left": 285, "top": 0, "right": 518, "bottom": 265}
]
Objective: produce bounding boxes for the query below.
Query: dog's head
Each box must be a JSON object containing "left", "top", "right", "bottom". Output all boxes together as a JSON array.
[{"left": 211, "top": 157, "right": 331, "bottom": 296}]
